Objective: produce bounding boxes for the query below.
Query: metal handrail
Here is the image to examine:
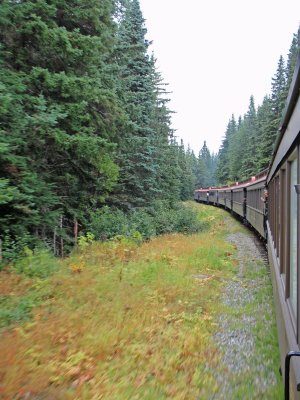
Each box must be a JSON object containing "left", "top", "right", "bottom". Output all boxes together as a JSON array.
[{"left": 285, "top": 351, "right": 300, "bottom": 400}]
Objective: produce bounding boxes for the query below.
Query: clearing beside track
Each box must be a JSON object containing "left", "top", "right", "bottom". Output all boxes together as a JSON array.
[{"left": 0, "top": 203, "right": 282, "bottom": 399}]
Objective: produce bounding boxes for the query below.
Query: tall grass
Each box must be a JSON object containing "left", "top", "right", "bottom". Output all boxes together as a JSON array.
[{"left": 0, "top": 204, "right": 282, "bottom": 399}]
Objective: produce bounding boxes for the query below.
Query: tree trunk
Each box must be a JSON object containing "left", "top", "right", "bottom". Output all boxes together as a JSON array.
[
  {"left": 60, "top": 216, "right": 64, "bottom": 257},
  {"left": 74, "top": 219, "right": 78, "bottom": 244}
]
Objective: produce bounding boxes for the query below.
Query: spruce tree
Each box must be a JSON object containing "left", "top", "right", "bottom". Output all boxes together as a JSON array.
[
  {"left": 150, "top": 68, "right": 181, "bottom": 203},
  {"left": 0, "top": 0, "right": 120, "bottom": 254},
  {"left": 256, "top": 96, "right": 277, "bottom": 170},
  {"left": 216, "top": 115, "right": 236, "bottom": 184},
  {"left": 271, "top": 56, "right": 287, "bottom": 122},
  {"left": 114, "top": 0, "right": 179, "bottom": 207},
  {"left": 114, "top": 0, "right": 159, "bottom": 207},
  {"left": 286, "top": 25, "right": 300, "bottom": 88},
  {"left": 240, "top": 96, "right": 258, "bottom": 178},
  {"left": 197, "top": 141, "right": 215, "bottom": 186},
  {"left": 178, "top": 141, "right": 196, "bottom": 200}
]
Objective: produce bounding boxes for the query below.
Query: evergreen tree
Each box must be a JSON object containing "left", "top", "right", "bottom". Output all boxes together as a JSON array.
[
  {"left": 240, "top": 96, "right": 258, "bottom": 178},
  {"left": 216, "top": 115, "right": 236, "bottom": 184},
  {"left": 256, "top": 96, "right": 277, "bottom": 170},
  {"left": 177, "top": 141, "right": 196, "bottom": 200},
  {"left": 113, "top": 0, "right": 159, "bottom": 207},
  {"left": 196, "top": 141, "right": 216, "bottom": 187},
  {"left": 286, "top": 25, "right": 300, "bottom": 88},
  {"left": 0, "top": 0, "right": 120, "bottom": 253},
  {"left": 271, "top": 56, "right": 287, "bottom": 123},
  {"left": 114, "top": 0, "right": 180, "bottom": 207}
]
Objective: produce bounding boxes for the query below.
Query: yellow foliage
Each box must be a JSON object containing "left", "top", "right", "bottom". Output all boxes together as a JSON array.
[
  {"left": 69, "top": 260, "right": 85, "bottom": 273},
  {"left": 0, "top": 204, "right": 244, "bottom": 399}
]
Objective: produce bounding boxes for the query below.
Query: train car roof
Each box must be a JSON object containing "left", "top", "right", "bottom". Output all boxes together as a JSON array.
[
  {"left": 194, "top": 170, "right": 267, "bottom": 193},
  {"left": 267, "top": 53, "right": 300, "bottom": 183}
]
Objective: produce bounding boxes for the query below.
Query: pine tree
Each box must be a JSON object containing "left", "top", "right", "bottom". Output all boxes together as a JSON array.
[
  {"left": 114, "top": 0, "right": 179, "bottom": 207},
  {"left": 216, "top": 115, "right": 236, "bottom": 184},
  {"left": 113, "top": 0, "right": 159, "bottom": 207},
  {"left": 240, "top": 96, "right": 258, "bottom": 178},
  {"left": 177, "top": 141, "right": 196, "bottom": 200},
  {"left": 197, "top": 141, "right": 215, "bottom": 186},
  {"left": 271, "top": 56, "right": 287, "bottom": 122},
  {"left": 149, "top": 65, "right": 181, "bottom": 203},
  {"left": 256, "top": 96, "right": 277, "bottom": 170},
  {"left": 286, "top": 25, "right": 300, "bottom": 88},
  {"left": 0, "top": 0, "right": 120, "bottom": 254}
]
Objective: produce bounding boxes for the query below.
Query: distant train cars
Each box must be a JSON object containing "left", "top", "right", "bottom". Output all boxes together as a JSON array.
[
  {"left": 194, "top": 171, "right": 267, "bottom": 238},
  {"left": 195, "top": 53, "right": 300, "bottom": 399}
]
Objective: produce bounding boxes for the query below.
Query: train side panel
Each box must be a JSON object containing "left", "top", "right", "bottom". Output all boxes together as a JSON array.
[
  {"left": 246, "top": 179, "right": 266, "bottom": 238},
  {"left": 209, "top": 190, "right": 218, "bottom": 205},
  {"left": 266, "top": 54, "right": 300, "bottom": 398},
  {"left": 218, "top": 189, "right": 231, "bottom": 208},
  {"left": 231, "top": 187, "right": 245, "bottom": 218}
]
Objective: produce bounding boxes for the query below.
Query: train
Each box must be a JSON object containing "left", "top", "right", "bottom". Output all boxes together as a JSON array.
[{"left": 194, "top": 53, "right": 300, "bottom": 400}]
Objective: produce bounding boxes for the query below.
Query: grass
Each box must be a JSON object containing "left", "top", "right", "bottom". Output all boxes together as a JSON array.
[{"left": 0, "top": 202, "right": 282, "bottom": 399}]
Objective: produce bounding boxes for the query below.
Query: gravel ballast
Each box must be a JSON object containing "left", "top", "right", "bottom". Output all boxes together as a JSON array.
[{"left": 210, "top": 217, "right": 282, "bottom": 399}]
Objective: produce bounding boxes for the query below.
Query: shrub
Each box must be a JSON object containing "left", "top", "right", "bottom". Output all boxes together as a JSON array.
[
  {"left": 88, "top": 202, "right": 204, "bottom": 243},
  {"left": 88, "top": 206, "right": 128, "bottom": 240},
  {"left": 128, "top": 209, "right": 156, "bottom": 239},
  {"left": 171, "top": 203, "right": 204, "bottom": 234},
  {"left": 147, "top": 200, "right": 176, "bottom": 235},
  {"left": 13, "top": 247, "right": 59, "bottom": 278},
  {"left": 0, "top": 232, "right": 34, "bottom": 270}
]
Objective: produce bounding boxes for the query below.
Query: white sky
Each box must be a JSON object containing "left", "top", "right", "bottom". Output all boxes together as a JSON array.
[{"left": 139, "top": 0, "right": 300, "bottom": 155}]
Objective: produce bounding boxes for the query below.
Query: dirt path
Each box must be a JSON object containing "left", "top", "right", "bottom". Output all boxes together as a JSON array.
[{"left": 211, "top": 217, "right": 282, "bottom": 399}]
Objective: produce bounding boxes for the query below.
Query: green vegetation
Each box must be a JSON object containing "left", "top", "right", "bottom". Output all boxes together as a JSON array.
[
  {"left": 87, "top": 201, "right": 204, "bottom": 241},
  {"left": 0, "top": 203, "right": 282, "bottom": 399},
  {"left": 1, "top": 0, "right": 297, "bottom": 263},
  {"left": 216, "top": 26, "right": 300, "bottom": 184},
  {"left": 0, "top": 0, "right": 206, "bottom": 263}
]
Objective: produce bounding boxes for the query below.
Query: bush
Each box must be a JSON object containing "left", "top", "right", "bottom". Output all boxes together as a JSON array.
[
  {"left": 171, "top": 203, "right": 204, "bottom": 234},
  {"left": 147, "top": 201, "right": 204, "bottom": 235},
  {"left": 13, "top": 247, "right": 59, "bottom": 278},
  {"left": 148, "top": 201, "right": 176, "bottom": 235},
  {"left": 0, "top": 232, "right": 34, "bottom": 270},
  {"left": 88, "top": 206, "right": 129, "bottom": 240},
  {"left": 128, "top": 209, "right": 156, "bottom": 239},
  {"left": 88, "top": 202, "right": 203, "bottom": 243}
]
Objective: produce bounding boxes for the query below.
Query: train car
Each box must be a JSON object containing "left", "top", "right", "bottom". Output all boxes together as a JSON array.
[
  {"left": 231, "top": 182, "right": 247, "bottom": 218},
  {"left": 217, "top": 188, "right": 227, "bottom": 207},
  {"left": 267, "top": 54, "right": 300, "bottom": 399},
  {"left": 246, "top": 174, "right": 267, "bottom": 238},
  {"left": 215, "top": 187, "right": 231, "bottom": 209},
  {"left": 194, "top": 189, "right": 201, "bottom": 202},
  {"left": 209, "top": 189, "right": 218, "bottom": 205},
  {"left": 195, "top": 188, "right": 209, "bottom": 203}
]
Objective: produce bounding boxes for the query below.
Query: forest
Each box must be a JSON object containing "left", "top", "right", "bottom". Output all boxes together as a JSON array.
[
  {"left": 0, "top": 0, "right": 210, "bottom": 262},
  {"left": 215, "top": 26, "right": 300, "bottom": 184},
  {"left": 0, "top": 0, "right": 299, "bottom": 263}
]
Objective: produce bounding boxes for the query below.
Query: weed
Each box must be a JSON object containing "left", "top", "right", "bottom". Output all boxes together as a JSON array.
[
  {"left": 0, "top": 203, "right": 282, "bottom": 399},
  {"left": 13, "top": 248, "right": 59, "bottom": 278}
]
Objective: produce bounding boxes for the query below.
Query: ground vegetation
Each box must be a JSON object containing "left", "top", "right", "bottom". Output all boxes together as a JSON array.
[{"left": 0, "top": 203, "right": 282, "bottom": 399}]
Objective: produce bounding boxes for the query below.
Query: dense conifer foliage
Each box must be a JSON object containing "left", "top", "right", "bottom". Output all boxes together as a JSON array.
[
  {"left": 0, "top": 0, "right": 201, "bottom": 262},
  {"left": 0, "top": 0, "right": 122, "bottom": 257},
  {"left": 2, "top": 0, "right": 297, "bottom": 260},
  {"left": 216, "top": 26, "right": 300, "bottom": 185}
]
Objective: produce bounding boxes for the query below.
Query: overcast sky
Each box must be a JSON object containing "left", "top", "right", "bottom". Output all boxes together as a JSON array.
[{"left": 139, "top": 0, "right": 300, "bottom": 154}]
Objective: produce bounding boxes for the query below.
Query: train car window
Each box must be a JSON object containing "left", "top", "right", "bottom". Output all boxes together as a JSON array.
[
  {"left": 280, "top": 168, "right": 286, "bottom": 277},
  {"left": 289, "top": 157, "right": 298, "bottom": 318},
  {"left": 275, "top": 176, "right": 280, "bottom": 257}
]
